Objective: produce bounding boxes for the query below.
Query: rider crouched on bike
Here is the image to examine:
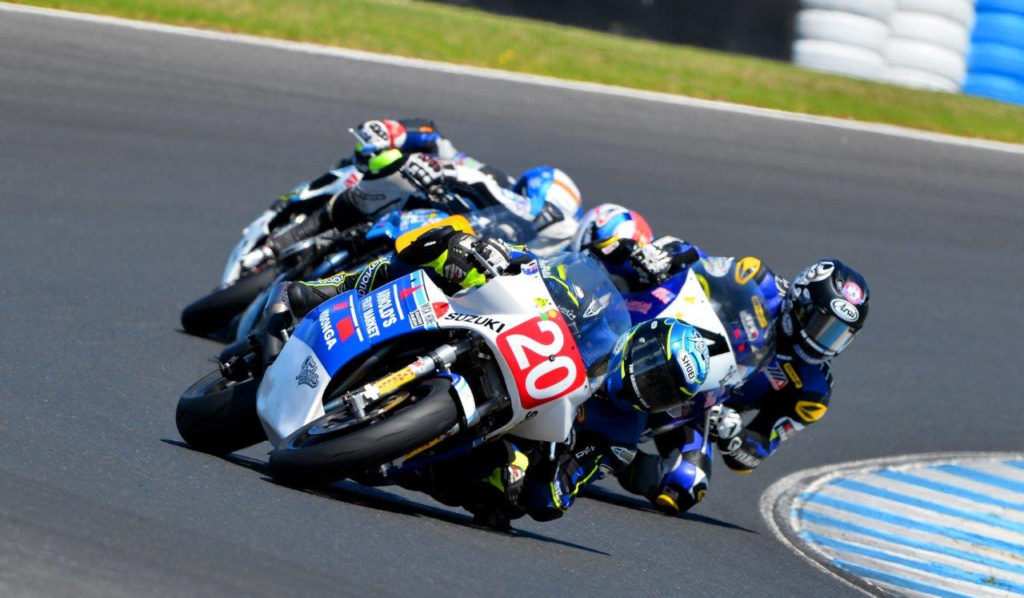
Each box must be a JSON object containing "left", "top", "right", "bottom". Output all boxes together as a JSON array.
[
  {"left": 568, "top": 204, "right": 871, "bottom": 514},
  {"left": 250, "top": 219, "right": 712, "bottom": 529},
  {"left": 243, "top": 119, "right": 582, "bottom": 269}
]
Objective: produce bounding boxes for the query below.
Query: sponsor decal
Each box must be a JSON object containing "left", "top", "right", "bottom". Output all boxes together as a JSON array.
[
  {"left": 799, "top": 261, "right": 834, "bottom": 285},
  {"left": 842, "top": 281, "right": 865, "bottom": 305},
  {"left": 775, "top": 275, "right": 790, "bottom": 295},
  {"left": 751, "top": 296, "right": 768, "bottom": 328},
  {"left": 734, "top": 257, "right": 762, "bottom": 285},
  {"left": 361, "top": 296, "right": 380, "bottom": 338},
  {"left": 376, "top": 288, "right": 399, "bottom": 328},
  {"left": 763, "top": 363, "right": 790, "bottom": 391},
  {"left": 344, "top": 171, "right": 362, "bottom": 188},
  {"left": 677, "top": 352, "right": 698, "bottom": 385},
  {"left": 652, "top": 287, "right": 676, "bottom": 304},
  {"left": 318, "top": 309, "right": 338, "bottom": 350},
  {"left": 399, "top": 285, "right": 422, "bottom": 300},
  {"left": 739, "top": 310, "right": 760, "bottom": 341},
  {"left": 411, "top": 303, "right": 437, "bottom": 329},
  {"left": 782, "top": 362, "right": 804, "bottom": 389},
  {"left": 375, "top": 367, "right": 416, "bottom": 396},
  {"left": 626, "top": 299, "right": 653, "bottom": 314},
  {"left": 583, "top": 293, "right": 611, "bottom": 318},
  {"left": 522, "top": 261, "right": 540, "bottom": 276},
  {"left": 295, "top": 356, "right": 320, "bottom": 388},
  {"left": 443, "top": 312, "right": 507, "bottom": 333},
  {"left": 795, "top": 400, "right": 827, "bottom": 422},
  {"left": 702, "top": 257, "right": 733, "bottom": 277},
  {"left": 773, "top": 418, "right": 798, "bottom": 442},
  {"left": 534, "top": 297, "right": 552, "bottom": 309},
  {"left": 830, "top": 298, "right": 859, "bottom": 323}
]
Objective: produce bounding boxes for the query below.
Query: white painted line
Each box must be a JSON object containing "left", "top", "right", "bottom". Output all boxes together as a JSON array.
[{"left": 4, "top": 1, "right": 1024, "bottom": 157}]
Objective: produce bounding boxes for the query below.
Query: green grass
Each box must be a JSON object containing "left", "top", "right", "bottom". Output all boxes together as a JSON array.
[{"left": 14, "top": 0, "right": 1024, "bottom": 143}]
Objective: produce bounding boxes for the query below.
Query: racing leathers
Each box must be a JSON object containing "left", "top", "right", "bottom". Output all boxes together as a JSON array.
[{"left": 578, "top": 237, "right": 836, "bottom": 513}]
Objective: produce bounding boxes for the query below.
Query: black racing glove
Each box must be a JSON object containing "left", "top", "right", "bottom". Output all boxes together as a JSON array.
[{"left": 718, "top": 429, "right": 769, "bottom": 472}]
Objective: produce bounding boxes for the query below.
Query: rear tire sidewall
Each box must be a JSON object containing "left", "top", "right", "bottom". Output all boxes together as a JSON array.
[{"left": 181, "top": 267, "right": 280, "bottom": 337}]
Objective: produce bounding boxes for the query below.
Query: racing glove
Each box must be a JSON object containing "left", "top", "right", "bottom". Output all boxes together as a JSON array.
[
  {"left": 717, "top": 429, "right": 769, "bottom": 473},
  {"left": 398, "top": 226, "right": 510, "bottom": 290},
  {"left": 628, "top": 241, "right": 673, "bottom": 286},
  {"left": 399, "top": 153, "right": 458, "bottom": 198},
  {"left": 708, "top": 405, "right": 743, "bottom": 443}
]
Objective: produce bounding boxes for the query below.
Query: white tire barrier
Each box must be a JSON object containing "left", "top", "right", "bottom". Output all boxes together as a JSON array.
[
  {"left": 896, "top": 0, "right": 977, "bottom": 28},
  {"left": 800, "top": 0, "right": 896, "bottom": 22},
  {"left": 795, "top": 10, "right": 890, "bottom": 51},
  {"left": 792, "top": 39, "right": 887, "bottom": 79},
  {"left": 881, "top": 66, "right": 962, "bottom": 91},
  {"left": 889, "top": 12, "right": 971, "bottom": 54},
  {"left": 885, "top": 39, "right": 967, "bottom": 85}
]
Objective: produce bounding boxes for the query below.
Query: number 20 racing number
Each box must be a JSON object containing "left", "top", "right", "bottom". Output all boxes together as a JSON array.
[{"left": 496, "top": 315, "right": 585, "bottom": 409}]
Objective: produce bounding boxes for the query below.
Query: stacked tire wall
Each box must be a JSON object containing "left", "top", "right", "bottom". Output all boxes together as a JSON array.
[
  {"left": 792, "top": 0, "right": 975, "bottom": 92},
  {"left": 964, "top": 0, "right": 1024, "bottom": 105}
]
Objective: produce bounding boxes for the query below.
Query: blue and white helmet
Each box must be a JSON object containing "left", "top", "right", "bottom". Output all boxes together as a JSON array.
[
  {"left": 512, "top": 166, "right": 583, "bottom": 254},
  {"left": 513, "top": 166, "right": 584, "bottom": 223},
  {"left": 605, "top": 318, "right": 710, "bottom": 413}
]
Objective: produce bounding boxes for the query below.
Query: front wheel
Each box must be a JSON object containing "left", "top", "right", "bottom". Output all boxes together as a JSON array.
[
  {"left": 176, "top": 370, "right": 267, "bottom": 454},
  {"left": 268, "top": 378, "right": 460, "bottom": 486}
]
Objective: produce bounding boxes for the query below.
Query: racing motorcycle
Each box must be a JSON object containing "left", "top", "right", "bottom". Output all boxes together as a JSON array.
[
  {"left": 176, "top": 216, "right": 632, "bottom": 489},
  {"left": 582, "top": 256, "right": 777, "bottom": 506},
  {"left": 180, "top": 164, "right": 362, "bottom": 340}
]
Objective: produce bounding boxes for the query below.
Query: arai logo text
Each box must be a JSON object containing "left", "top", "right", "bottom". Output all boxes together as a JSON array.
[{"left": 830, "top": 298, "right": 859, "bottom": 323}]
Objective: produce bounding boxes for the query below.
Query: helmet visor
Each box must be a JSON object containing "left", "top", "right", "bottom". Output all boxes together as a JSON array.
[
  {"left": 800, "top": 310, "right": 858, "bottom": 357},
  {"left": 627, "top": 337, "right": 685, "bottom": 412}
]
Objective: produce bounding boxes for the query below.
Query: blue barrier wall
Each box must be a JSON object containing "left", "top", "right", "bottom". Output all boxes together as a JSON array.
[{"left": 964, "top": 0, "right": 1024, "bottom": 105}]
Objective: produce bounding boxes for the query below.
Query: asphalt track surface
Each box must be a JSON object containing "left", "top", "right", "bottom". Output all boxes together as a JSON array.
[{"left": 2, "top": 7, "right": 1023, "bottom": 597}]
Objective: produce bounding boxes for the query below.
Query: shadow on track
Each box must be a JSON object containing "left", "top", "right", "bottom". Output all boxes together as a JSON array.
[
  {"left": 580, "top": 486, "right": 756, "bottom": 533},
  {"left": 163, "top": 439, "right": 610, "bottom": 555}
]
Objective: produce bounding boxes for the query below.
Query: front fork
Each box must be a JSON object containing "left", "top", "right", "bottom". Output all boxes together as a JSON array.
[{"left": 322, "top": 337, "right": 477, "bottom": 419}]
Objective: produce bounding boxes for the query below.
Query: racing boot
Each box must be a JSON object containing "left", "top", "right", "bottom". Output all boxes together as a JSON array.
[{"left": 621, "top": 425, "right": 712, "bottom": 515}]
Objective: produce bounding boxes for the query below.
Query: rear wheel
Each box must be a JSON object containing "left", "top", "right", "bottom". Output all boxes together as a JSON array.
[
  {"left": 181, "top": 267, "right": 280, "bottom": 338},
  {"left": 176, "top": 371, "right": 267, "bottom": 454},
  {"left": 268, "top": 377, "right": 460, "bottom": 486}
]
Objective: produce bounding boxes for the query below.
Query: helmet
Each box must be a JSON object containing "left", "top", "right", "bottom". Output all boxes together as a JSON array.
[
  {"left": 350, "top": 119, "right": 408, "bottom": 173},
  {"left": 605, "top": 319, "right": 710, "bottom": 413},
  {"left": 513, "top": 166, "right": 584, "bottom": 223},
  {"left": 572, "top": 203, "right": 653, "bottom": 256},
  {"left": 347, "top": 149, "right": 418, "bottom": 216},
  {"left": 513, "top": 166, "right": 583, "bottom": 254},
  {"left": 781, "top": 259, "right": 870, "bottom": 363}
]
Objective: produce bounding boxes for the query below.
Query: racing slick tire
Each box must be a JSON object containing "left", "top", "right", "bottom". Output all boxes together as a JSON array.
[
  {"left": 268, "top": 377, "right": 460, "bottom": 486},
  {"left": 181, "top": 266, "right": 279, "bottom": 338},
  {"left": 176, "top": 371, "right": 266, "bottom": 454}
]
